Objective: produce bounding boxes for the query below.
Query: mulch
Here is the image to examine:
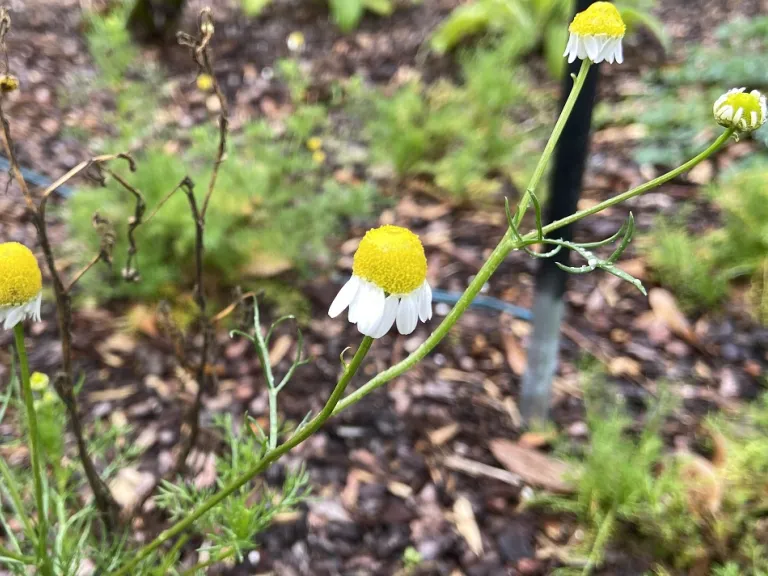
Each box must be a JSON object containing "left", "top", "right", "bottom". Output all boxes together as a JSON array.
[{"left": 0, "top": 0, "right": 765, "bottom": 574}]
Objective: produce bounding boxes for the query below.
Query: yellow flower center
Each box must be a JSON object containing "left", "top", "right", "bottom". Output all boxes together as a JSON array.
[
  {"left": 569, "top": 2, "right": 626, "bottom": 38},
  {"left": 353, "top": 225, "right": 427, "bottom": 295},
  {"left": 717, "top": 92, "right": 765, "bottom": 123},
  {"left": 0, "top": 242, "right": 42, "bottom": 307}
]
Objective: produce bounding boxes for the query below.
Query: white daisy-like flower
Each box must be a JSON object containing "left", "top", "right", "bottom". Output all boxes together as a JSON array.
[
  {"left": 329, "top": 225, "right": 432, "bottom": 338},
  {"left": 713, "top": 88, "right": 767, "bottom": 133},
  {"left": 563, "top": 1, "right": 626, "bottom": 65},
  {"left": 0, "top": 242, "right": 43, "bottom": 330}
]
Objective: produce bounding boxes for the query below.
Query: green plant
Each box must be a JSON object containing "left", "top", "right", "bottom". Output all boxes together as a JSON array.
[
  {"left": 643, "top": 216, "right": 729, "bottom": 312},
  {"left": 155, "top": 413, "right": 311, "bottom": 566},
  {"left": 603, "top": 16, "right": 768, "bottom": 168},
  {"left": 3, "top": 2, "right": 765, "bottom": 574},
  {"left": 83, "top": 0, "right": 138, "bottom": 85},
  {"left": 66, "top": 126, "right": 374, "bottom": 304},
  {"left": 241, "top": 0, "right": 395, "bottom": 31},
  {"left": 361, "top": 39, "right": 548, "bottom": 203},
  {"left": 66, "top": 47, "right": 374, "bottom": 306},
  {"left": 429, "top": 0, "right": 667, "bottom": 78}
]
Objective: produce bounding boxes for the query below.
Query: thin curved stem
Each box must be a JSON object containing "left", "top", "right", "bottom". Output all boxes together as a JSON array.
[
  {"left": 534, "top": 128, "right": 735, "bottom": 239},
  {"left": 112, "top": 337, "right": 374, "bottom": 576},
  {"left": 334, "top": 129, "right": 734, "bottom": 413},
  {"left": 13, "top": 325, "right": 53, "bottom": 576},
  {"left": 514, "top": 59, "right": 591, "bottom": 227},
  {"left": 0, "top": 545, "right": 35, "bottom": 565},
  {"left": 0, "top": 455, "right": 37, "bottom": 543}
]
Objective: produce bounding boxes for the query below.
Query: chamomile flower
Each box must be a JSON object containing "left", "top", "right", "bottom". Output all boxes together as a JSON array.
[
  {"left": 329, "top": 226, "right": 432, "bottom": 338},
  {"left": 564, "top": 1, "right": 626, "bottom": 65},
  {"left": 713, "top": 88, "right": 766, "bottom": 133},
  {"left": 0, "top": 242, "right": 42, "bottom": 330}
]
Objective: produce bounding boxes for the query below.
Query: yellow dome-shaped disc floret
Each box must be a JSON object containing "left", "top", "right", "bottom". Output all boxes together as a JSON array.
[
  {"left": 714, "top": 88, "right": 767, "bottom": 133},
  {"left": 569, "top": 2, "right": 626, "bottom": 38},
  {"left": 0, "top": 242, "right": 42, "bottom": 307},
  {"left": 353, "top": 225, "right": 427, "bottom": 296}
]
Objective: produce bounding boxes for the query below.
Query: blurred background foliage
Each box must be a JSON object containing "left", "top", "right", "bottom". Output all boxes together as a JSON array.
[{"left": 65, "top": 0, "right": 768, "bottom": 324}]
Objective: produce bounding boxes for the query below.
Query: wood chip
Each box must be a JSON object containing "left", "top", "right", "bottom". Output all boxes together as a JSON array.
[
  {"left": 428, "top": 422, "right": 460, "bottom": 446},
  {"left": 88, "top": 385, "right": 137, "bottom": 403},
  {"left": 453, "top": 496, "right": 483, "bottom": 556},
  {"left": 268, "top": 334, "right": 293, "bottom": 367},
  {"left": 443, "top": 455, "right": 521, "bottom": 487},
  {"left": 387, "top": 481, "right": 413, "bottom": 499},
  {"left": 502, "top": 331, "right": 527, "bottom": 376},
  {"left": 488, "top": 439, "right": 573, "bottom": 493},
  {"left": 648, "top": 288, "right": 697, "bottom": 344}
]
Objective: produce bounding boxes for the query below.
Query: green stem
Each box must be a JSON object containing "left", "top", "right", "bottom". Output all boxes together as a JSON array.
[
  {"left": 0, "top": 545, "right": 35, "bottom": 564},
  {"left": 113, "top": 337, "right": 374, "bottom": 576},
  {"left": 535, "top": 128, "right": 735, "bottom": 239},
  {"left": 582, "top": 508, "right": 616, "bottom": 576},
  {"left": 250, "top": 304, "right": 279, "bottom": 449},
  {"left": 0, "top": 455, "right": 37, "bottom": 543},
  {"left": 334, "top": 233, "right": 515, "bottom": 414},
  {"left": 514, "top": 59, "right": 591, "bottom": 227},
  {"left": 334, "top": 128, "right": 735, "bottom": 413},
  {"left": 179, "top": 547, "right": 236, "bottom": 576},
  {"left": 13, "top": 324, "right": 53, "bottom": 576}
]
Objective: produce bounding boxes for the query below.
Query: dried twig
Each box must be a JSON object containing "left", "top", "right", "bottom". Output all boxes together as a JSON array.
[
  {"left": 0, "top": 11, "right": 151, "bottom": 529},
  {"left": 170, "top": 9, "right": 229, "bottom": 475}
]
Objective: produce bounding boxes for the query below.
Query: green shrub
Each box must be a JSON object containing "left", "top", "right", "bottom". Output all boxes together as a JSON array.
[
  {"left": 601, "top": 16, "right": 768, "bottom": 168},
  {"left": 241, "top": 0, "right": 397, "bottom": 31},
  {"left": 708, "top": 163, "right": 768, "bottom": 321},
  {"left": 643, "top": 217, "right": 729, "bottom": 313},
  {"left": 541, "top": 375, "right": 768, "bottom": 574},
  {"left": 72, "top": 0, "right": 378, "bottom": 307},
  {"left": 66, "top": 122, "right": 375, "bottom": 303},
  {"left": 429, "top": 0, "right": 666, "bottom": 79},
  {"left": 361, "top": 40, "right": 547, "bottom": 203}
]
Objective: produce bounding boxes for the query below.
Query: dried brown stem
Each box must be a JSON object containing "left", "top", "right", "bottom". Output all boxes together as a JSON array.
[
  {"left": 170, "top": 8, "right": 229, "bottom": 476},
  {"left": 102, "top": 167, "right": 146, "bottom": 278},
  {"left": 0, "top": 96, "right": 121, "bottom": 528},
  {"left": 65, "top": 253, "right": 102, "bottom": 293}
]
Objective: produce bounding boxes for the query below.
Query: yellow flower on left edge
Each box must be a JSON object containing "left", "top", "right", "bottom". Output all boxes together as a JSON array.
[{"left": 0, "top": 242, "right": 42, "bottom": 330}]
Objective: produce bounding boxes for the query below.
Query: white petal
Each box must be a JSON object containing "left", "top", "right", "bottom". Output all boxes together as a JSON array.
[
  {"left": 576, "top": 37, "right": 588, "bottom": 60},
  {"left": 584, "top": 36, "right": 599, "bottom": 61},
  {"left": 418, "top": 281, "right": 432, "bottom": 323},
  {"left": 733, "top": 107, "right": 744, "bottom": 126},
  {"left": 396, "top": 294, "right": 419, "bottom": 335},
  {"left": 751, "top": 111, "right": 759, "bottom": 128},
  {"left": 355, "top": 284, "right": 386, "bottom": 336},
  {"left": 31, "top": 293, "right": 42, "bottom": 322},
  {"left": 329, "top": 276, "right": 360, "bottom": 318},
  {"left": 349, "top": 279, "right": 374, "bottom": 324},
  {"left": 718, "top": 105, "right": 734, "bottom": 121},
  {"left": 369, "top": 295, "right": 399, "bottom": 339},
  {"left": 615, "top": 39, "right": 623, "bottom": 64},
  {"left": 3, "top": 305, "right": 23, "bottom": 330}
]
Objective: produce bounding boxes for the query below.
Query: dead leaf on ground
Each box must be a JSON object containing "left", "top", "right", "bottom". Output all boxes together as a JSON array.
[
  {"left": 609, "top": 356, "right": 642, "bottom": 378},
  {"left": 428, "top": 422, "right": 460, "bottom": 446},
  {"left": 518, "top": 431, "right": 557, "bottom": 449},
  {"left": 501, "top": 332, "right": 527, "bottom": 376},
  {"left": 109, "top": 468, "right": 155, "bottom": 510},
  {"left": 673, "top": 452, "right": 723, "bottom": 517},
  {"left": 88, "top": 385, "right": 137, "bottom": 403},
  {"left": 648, "top": 288, "right": 697, "bottom": 344},
  {"left": 245, "top": 252, "right": 293, "bottom": 278},
  {"left": 489, "top": 439, "right": 573, "bottom": 493},
  {"left": 268, "top": 334, "right": 293, "bottom": 367},
  {"left": 396, "top": 195, "right": 451, "bottom": 221},
  {"left": 453, "top": 496, "right": 483, "bottom": 556}
]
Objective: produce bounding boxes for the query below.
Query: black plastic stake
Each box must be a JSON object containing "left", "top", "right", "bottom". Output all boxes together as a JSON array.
[{"left": 520, "top": 0, "right": 601, "bottom": 424}]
